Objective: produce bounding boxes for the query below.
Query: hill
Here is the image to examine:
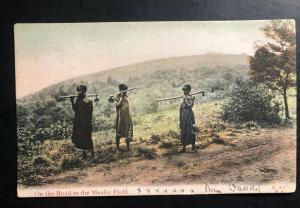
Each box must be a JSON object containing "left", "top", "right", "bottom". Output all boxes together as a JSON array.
[
  {"left": 19, "top": 53, "right": 249, "bottom": 102},
  {"left": 17, "top": 53, "right": 250, "bottom": 134}
]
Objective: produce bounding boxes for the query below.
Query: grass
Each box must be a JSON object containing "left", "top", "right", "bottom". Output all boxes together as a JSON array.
[
  {"left": 19, "top": 92, "right": 297, "bottom": 185},
  {"left": 135, "top": 145, "right": 158, "bottom": 160},
  {"left": 274, "top": 87, "right": 297, "bottom": 120}
]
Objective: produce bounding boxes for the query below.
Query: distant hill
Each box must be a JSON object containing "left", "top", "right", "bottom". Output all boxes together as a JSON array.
[
  {"left": 72, "top": 53, "right": 249, "bottom": 82},
  {"left": 20, "top": 53, "right": 249, "bottom": 102}
]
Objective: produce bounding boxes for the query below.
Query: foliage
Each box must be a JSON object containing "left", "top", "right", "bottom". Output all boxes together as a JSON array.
[
  {"left": 17, "top": 60, "right": 249, "bottom": 137},
  {"left": 18, "top": 53, "right": 295, "bottom": 185},
  {"left": 222, "top": 78, "right": 282, "bottom": 123},
  {"left": 17, "top": 125, "right": 42, "bottom": 185},
  {"left": 35, "top": 120, "right": 72, "bottom": 142},
  {"left": 136, "top": 145, "right": 158, "bottom": 160},
  {"left": 249, "top": 20, "right": 296, "bottom": 118}
]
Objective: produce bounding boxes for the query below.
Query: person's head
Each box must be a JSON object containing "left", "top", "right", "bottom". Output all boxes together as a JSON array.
[
  {"left": 76, "top": 85, "right": 87, "bottom": 96},
  {"left": 182, "top": 84, "right": 191, "bottom": 95},
  {"left": 119, "top": 84, "right": 128, "bottom": 92}
]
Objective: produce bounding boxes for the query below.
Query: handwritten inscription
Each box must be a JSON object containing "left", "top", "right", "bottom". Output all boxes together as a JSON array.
[
  {"left": 205, "top": 184, "right": 222, "bottom": 194},
  {"left": 271, "top": 184, "right": 289, "bottom": 193},
  {"left": 229, "top": 184, "right": 260, "bottom": 193}
]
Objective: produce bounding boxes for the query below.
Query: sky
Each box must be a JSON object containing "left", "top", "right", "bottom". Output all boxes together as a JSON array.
[{"left": 15, "top": 20, "right": 272, "bottom": 98}]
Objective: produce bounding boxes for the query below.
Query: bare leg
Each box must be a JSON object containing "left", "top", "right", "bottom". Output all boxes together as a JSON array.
[
  {"left": 82, "top": 150, "right": 87, "bottom": 159},
  {"left": 126, "top": 138, "right": 130, "bottom": 151},
  {"left": 179, "top": 145, "right": 186, "bottom": 153},
  {"left": 191, "top": 135, "right": 196, "bottom": 152},
  {"left": 116, "top": 136, "right": 120, "bottom": 151}
]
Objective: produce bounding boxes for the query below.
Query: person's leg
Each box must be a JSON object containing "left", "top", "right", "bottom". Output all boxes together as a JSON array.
[
  {"left": 179, "top": 130, "right": 186, "bottom": 153},
  {"left": 191, "top": 134, "right": 196, "bottom": 152},
  {"left": 126, "top": 138, "right": 130, "bottom": 151},
  {"left": 116, "top": 135, "right": 120, "bottom": 150},
  {"left": 82, "top": 150, "right": 87, "bottom": 159},
  {"left": 91, "top": 149, "right": 95, "bottom": 157},
  {"left": 179, "top": 145, "right": 186, "bottom": 153}
]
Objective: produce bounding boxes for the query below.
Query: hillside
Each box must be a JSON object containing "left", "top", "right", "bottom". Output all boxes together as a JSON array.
[
  {"left": 17, "top": 99, "right": 296, "bottom": 188},
  {"left": 72, "top": 53, "right": 249, "bottom": 82},
  {"left": 17, "top": 53, "right": 250, "bottom": 131},
  {"left": 19, "top": 53, "right": 249, "bottom": 102}
]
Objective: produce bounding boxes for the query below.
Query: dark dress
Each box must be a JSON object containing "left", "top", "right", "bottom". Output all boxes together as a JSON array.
[
  {"left": 179, "top": 95, "right": 195, "bottom": 145},
  {"left": 71, "top": 97, "right": 93, "bottom": 150},
  {"left": 115, "top": 94, "right": 133, "bottom": 139}
]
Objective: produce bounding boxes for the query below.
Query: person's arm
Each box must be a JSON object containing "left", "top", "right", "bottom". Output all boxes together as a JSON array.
[
  {"left": 116, "top": 93, "right": 124, "bottom": 107},
  {"left": 88, "top": 99, "right": 93, "bottom": 114},
  {"left": 70, "top": 97, "right": 76, "bottom": 111},
  {"left": 184, "top": 96, "right": 195, "bottom": 107}
]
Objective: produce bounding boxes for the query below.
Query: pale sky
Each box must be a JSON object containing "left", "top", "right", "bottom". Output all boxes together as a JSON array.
[{"left": 15, "top": 20, "right": 272, "bottom": 98}]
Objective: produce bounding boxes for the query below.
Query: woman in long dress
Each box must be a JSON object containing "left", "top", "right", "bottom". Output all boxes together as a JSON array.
[
  {"left": 70, "top": 85, "right": 94, "bottom": 158},
  {"left": 179, "top": 84, "right": 196, "bottom": 153},
  {"left": 109, "top": 84, "right": 133, "bottom": 151}
]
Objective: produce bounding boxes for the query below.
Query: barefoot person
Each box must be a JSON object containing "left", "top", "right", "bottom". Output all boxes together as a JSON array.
[
  {"left": 70, "top": 85, "right": 94, "bottom": 158},
  {"left": 109, "top": 84, "right": 133, "bottom": 151},
  {"left": 179, "top": 84, "right": 196, "bottom": 153}
]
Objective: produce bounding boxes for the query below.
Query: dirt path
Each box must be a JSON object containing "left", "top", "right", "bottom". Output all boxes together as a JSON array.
[{"left": 20, "top": 128, "right": 296, "bottom": 189}]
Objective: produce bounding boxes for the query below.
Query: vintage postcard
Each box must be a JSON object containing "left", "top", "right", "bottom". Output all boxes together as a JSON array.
[{"left": 15, "top": 20, "right": 296, "bottom": 197}]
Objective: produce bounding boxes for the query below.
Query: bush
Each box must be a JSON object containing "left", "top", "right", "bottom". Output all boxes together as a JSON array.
[
  {"left": 205, "top": 120, "right": 227, "bottom": 132},
  {"left": 35, "top": 120, "right": 72, "bottom": 142},
  {"left": 136, "top": 145, "right": 158, "bottom": 160},
  {"left": 147, "top": 134, "right": 161, "bottom": 144},
  {"left": 17, "top": 126, "right": 42, "bottom": 185},
  {"left": 222, "top": 78, "right": 282, "bottom": 123},
  {"left": 61, "top": 156, "right": 82, "bottom": 171}
]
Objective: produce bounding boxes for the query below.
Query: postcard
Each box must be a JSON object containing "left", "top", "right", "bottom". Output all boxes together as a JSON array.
[{"left": 15, "top": 20, "right": 296, "bottom": 197}]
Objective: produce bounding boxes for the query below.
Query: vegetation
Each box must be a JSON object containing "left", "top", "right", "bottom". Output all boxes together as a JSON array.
[
  {"left": 250, "top": 20, "right": 296, "bottom": 119},
  {"left": 222, "top": 78, "right": 282, "bottom": 124},
  {"left": 17, "top": 51, "right": 296, "bottom": 186}
]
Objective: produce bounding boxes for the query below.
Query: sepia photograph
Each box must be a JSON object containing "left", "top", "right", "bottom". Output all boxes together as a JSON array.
[{"left": 15, "top": 20, "right": 296, "bottom": 197}]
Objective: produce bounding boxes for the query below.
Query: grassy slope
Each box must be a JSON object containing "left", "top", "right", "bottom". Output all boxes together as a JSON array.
[
  {"left": 91, "top": 86, "right": 297, "bottom": 147},
  {"left": 93, "top": 87, "right": 296, "bottom": 146},
  {"left": 92, "top": 100, "right": 222, "bottom": 146},
  {"left": 21, "top": 90, "right": 296, "bottom": 186}
]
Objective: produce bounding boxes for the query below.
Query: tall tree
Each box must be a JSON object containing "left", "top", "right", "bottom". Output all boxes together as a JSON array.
[{"left": 249, "top": 20, "right": 296, "bottom": 119}]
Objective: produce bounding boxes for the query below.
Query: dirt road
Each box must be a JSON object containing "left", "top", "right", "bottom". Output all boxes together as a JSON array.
[{"left": 19, "top": 128, "right": 296, "bottom": 189}]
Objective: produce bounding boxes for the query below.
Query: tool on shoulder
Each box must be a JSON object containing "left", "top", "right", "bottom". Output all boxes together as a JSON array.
[
  {"left": 156, "top": 90, "right": 205, "bottom": 102},
  {"left": 54, "top": 94, "right": 99, "bottom": 102},
  {"left": 108, "top": 87, "right": 138, "bottom": 103}
]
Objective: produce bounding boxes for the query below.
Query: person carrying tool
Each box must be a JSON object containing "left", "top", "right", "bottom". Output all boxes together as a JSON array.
[
  {"left": 70, "top": 85, "right": 94, "bottom": 158},
  {"left": 179, "top": 84, "right": 196, "bottom": 153},
  {"left": 108, "top": 84, "right": 133, "bottom": 151}
]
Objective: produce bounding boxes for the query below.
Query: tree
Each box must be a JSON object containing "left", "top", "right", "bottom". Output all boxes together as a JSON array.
[{"left": 249, "top": 20, "right": 296, "bottom": 119}]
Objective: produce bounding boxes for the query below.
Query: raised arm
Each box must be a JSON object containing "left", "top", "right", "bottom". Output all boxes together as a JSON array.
[
  {"left": 116, "top": 93, "right": 124, "bottom": 107},
  {"left": 184, "top": 96, "right": 195, "bottom": 107}
]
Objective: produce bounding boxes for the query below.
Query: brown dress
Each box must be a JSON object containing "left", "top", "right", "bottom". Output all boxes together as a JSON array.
[
  {"left": 71, "top": 97, "right": 93, "bottom": 150},
  {"left": 115, "top": 94, "right": 133, "bottom": 139}
]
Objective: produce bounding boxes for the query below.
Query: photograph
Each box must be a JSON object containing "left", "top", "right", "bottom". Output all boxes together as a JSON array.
[{"left": 15, "top": 20, "right": 296, "bottom": 197}]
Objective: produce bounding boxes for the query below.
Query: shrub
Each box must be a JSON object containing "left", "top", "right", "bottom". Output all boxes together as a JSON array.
[
  {"left": 205, "top": 120, "right": 227, "bottom": 132},
  {"left": 147, "top": 134, "right": 161, "bottom": 144},
  {"left": 35, "top": 120, "right": 72, "bottom": 142},
  {"left": 136, "top": 145, "right": 158, "bottom": 160},
  {"left": 61, "top": 156, "right": 82, "bottom": 171},
  {"left": 222, "top": 78, "right": 282, "bottom": 123},
  {"left": 17, "top": 126, "right": 42, "bottom": 185}
]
